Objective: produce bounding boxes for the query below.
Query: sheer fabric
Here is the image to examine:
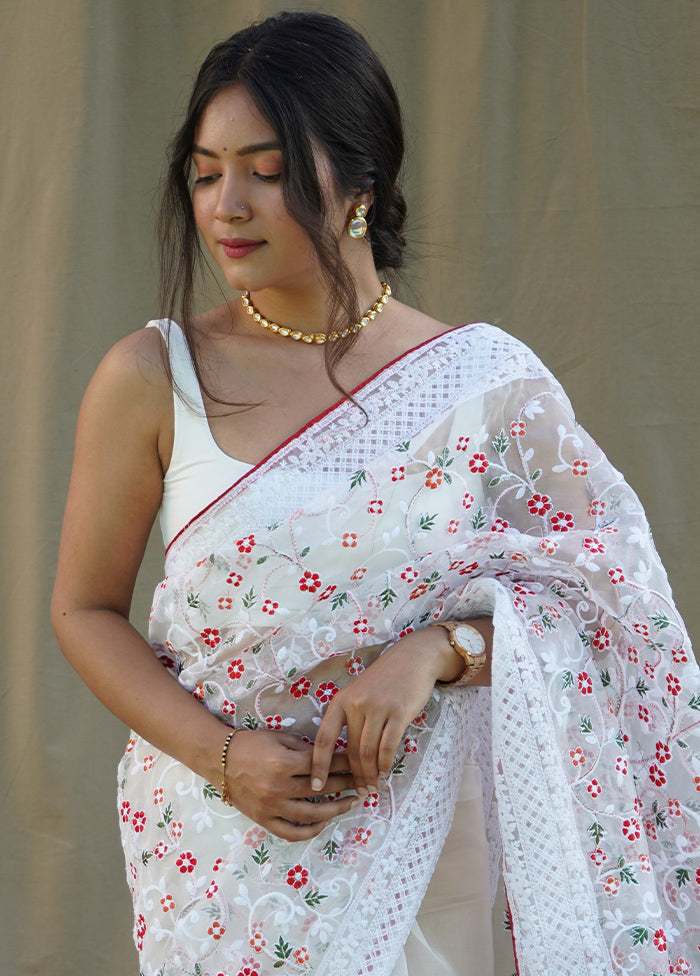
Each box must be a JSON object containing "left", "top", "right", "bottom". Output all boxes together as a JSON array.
[{"left": 118, "top": 323, "right": 699, "bottom": 976}]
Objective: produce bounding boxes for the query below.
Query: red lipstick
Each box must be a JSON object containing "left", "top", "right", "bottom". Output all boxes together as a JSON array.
[{"left": 218, "top": 238, "right": 265, "bottom": 259}]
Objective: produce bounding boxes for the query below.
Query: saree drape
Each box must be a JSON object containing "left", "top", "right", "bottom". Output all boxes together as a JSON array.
[{"left": 118, "top": 323, "right": 699, "bottom": 976}]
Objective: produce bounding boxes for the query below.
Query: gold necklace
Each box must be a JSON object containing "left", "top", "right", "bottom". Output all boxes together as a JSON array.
[{"left": 240, "top": 281, "right": 391, "bottom": 344}]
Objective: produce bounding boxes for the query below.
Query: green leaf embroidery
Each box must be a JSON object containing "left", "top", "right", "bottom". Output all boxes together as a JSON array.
[
  {"left": 615, "top": 731, "right": 625, "bottom": 750},
  {"left": 243, "top": 712, "right": 260, "bottom": 730},
  {"left": 379, "top": 586, "right": 397, "bottom": 608},
  {"left": 287, "top": 667, "right": 297, "bottom": 679},
  {"left": 202, "top": 783, "right": 220, "bottom": 800},
  {"left": 256, "top": 555, "right": 269, "bottom": 564},
  {"left": 562, "top": 670, "right": 574, "bottom": 689},
  {"left": 141, "top": 851, "right": 153, "bottom": 866},
  {"left": 300, "top": 546, "right": 311, "bottom": 558},
  {"left": 419, "top": 512, "right": 438, "bottom": 531},
  {"left": 587, "top": 820, "right": 605, "bottom": 845},
  {"left": 600, "top": 669, "right": 611, "bottom": 687},
  {"left": 618, "top": 858, "right": 638, "bottom": 885},
  {"left": 650, "top": 611, "right": 670, "bottom": 630},
  {"left": 331, "top": 591, "right": 349, "bottom": 612},
  {"left": 274, "top": 935, "right": 293, "bottom": 961},
  {"left": 471, "top": 507, "right": 487, "bottom": 530},
  {"left": 242, "top": 587, "right": 257, "bottom": 609},
  {"left": 390, "top": 756, "right": 406, "bottom": 775},
  {"left": 631, "top": 926, "right": 649, "bottom": 946},
  {"left": 676, "top": 867, "right": 690, "bottom": 887},
  {"left": 531, "top": 468, "right": 542, "bottom": 481},
  {"left": 492, "top": 429, "right": 509, "bottom": 455},
  {"left": 396, "top": 441, "right": 410, "bottom": 453},
  {"left": 187, "top": 592, "right": 207, "bottom": 612},
  {"left": 322, "top": 839, "right": 340, "bottom": 861},
  {"left": 252, "top": 843, "right": 270, "bottom": 866},
  {"left": 350, "top": 469, "right": 367, "bottom": 489},
  {"left": 304, "top": 888, "right": 327, "bottom": 907},
  {"left": 688, "top": 693, "right": 700, "bottom": 711},
  {"left": 636, "top": 678, "right": 649, "bottom": 698},
  {"left": 579, "top": 715, "right": 593, "bottom": 734}
]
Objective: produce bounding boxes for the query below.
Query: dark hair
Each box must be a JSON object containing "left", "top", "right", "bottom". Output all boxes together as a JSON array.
[{"left": 158, "top": 10, "right": 406, "bottom": 403}]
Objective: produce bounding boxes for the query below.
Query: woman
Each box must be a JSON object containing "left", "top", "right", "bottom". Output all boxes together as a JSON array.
[{"left": 52, "top": 11, "right": 699, "bottom": 976}]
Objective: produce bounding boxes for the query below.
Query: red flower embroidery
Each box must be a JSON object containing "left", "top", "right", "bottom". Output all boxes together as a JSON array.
[
  {"left": 290, "top": 676, "right": 311, "bottom": 698},
  {"left": 587, "top": 779, "right": 602, "bottom": 798},
  {"left": 286, "top": 864, "right": 309, "bottom": 889},
  {"left": 527, "top": 493, "right": 552, "bottom": 517},
  {"left": 342, "top": 532, "right": 358, "bottom": 548},
  {"left": 456, "top": 435, "right": 470, "bottom": 451},
  {"left": 401, "top": 567, "right": 419, "bottom": 582},
  {"left": 318, "top": 584, "right": 337, "bottom": 601},
  {"left": 315, "top": 681, "right": 339, "bottom": 704},
  {"left": 208, "top": 921, "right": 225, "bottom": 940},
  {"left": 603, "top": 875, "right": 620, "bottom": 896},
  {"left": 299, "top": 571, "right": 322, "bottom": 593},
  {"left": 491, "top": 518, "right": 509, "bottom": 533},
  {"left": 201, "top": 628, "right": 221, "bottom": 648},
  {"left": 350, "top": 567, "right": 367, "bottom": 580},
  {"left": 510, "top": 421, "right": 526, "bottom": 437},
  {"left": 262, "top": 599, "right": 278, "bottom": 615},
  {"left": 649, "top": 763, "right": 666, "bottom": 787},
  {"left": 367, "top": 498, "right": 383, "bottom": 514},
  {"left": 583, "top": 536, "right": 605, "bottom": 553},
  {"left": 666, "top": 673, "right": 681, "bottom": 697},
  {"left": 468, "top": 452, "right": 488, "bottom": 474},
  {"left": 608, "top": 567, "right": 625, "bottom": 585},
  {"left": 655, "top": 740, "right": 672, "bottom": 764},
  {"left": 391, "top": 466, "right": 405, "bottom": 481},
  {"left": 403, "top": 737, "right": 418, "bottom": 753},
  {"left": 120, "top": 801, "right": 131, "bottom": 823},
  {"left": 588, "top": 499, "right": 606, "bottom": 518},
  {"left": 462, "top": 492, "right": 475, "bottom": 510},
  {"left": 616, "top": 756, "right": 628, "bottom": 775},
  {"left": 293, "top": 947, "right": 310, "bottom": 966},
  {"left": 551, "top": 510, "right": 575, "bottom": 532},
  {"left": 153, "top": 841, "right": 168, "bottom": 859},
  {"left": 352, "top": 617, "right": 372, "bottom": 635},
  {"left": 458, "top": 561, "right": 479, "bottom": 576},
  {"left": 569, "top": 747, "right": 586, "bottom": 767},
  {"left": 226, "top": 572, "right": 243, "bottom": 587},
  {"left": 590, "top": 847, "right": 606, "bottom": 865},
  {"left": 447, "top": 518, "right": 460, "bottom": 534},
  {"left": 425, "top": 466, "right": 443, "bottom": 489},
  {"left": 206, "top": 881, "right": 219, "bottom": 899},
  {"left": 132, "top": 810, "right": 146, "bottom": 833},
  {"left": 265, "top": 715, "right": 283, "bottom": 730},
  {"left": 160, "top": 894, "right": 175, "bottom": 913},
  {"left": 592, "top": 626, "right": 611, "bottom": 651},
  {"left": 627, "top": 646, "right": 639, "bottom": 664},
  {"left": 578, "top": 672, "right": 593, "bottom": 695},
  {"left": 572, "top": 458, "right": 588, "bottom": 476},
  {"left": 354, "top": 827, "right": 372, "bottom": 845},
  {"left": 652, "top": 928, "right": 666, "bottom": 952},
  {"left": 622, "top": 818, "right": 640, "bottom": 841},
  {"left": 176, "top": 851, "right": 197, "bottom": 874},
  {"left": 539, "top": 538, "right": 558, "bottom": 554},
  {"left": 228, "top": 659, "right": 244, "bottom": 680},
  {"left": 218, "top": 596, "right": 233, "bottom": 610},
  {"left": 346, "top": 656, "right": 365, "bottom": 676}
]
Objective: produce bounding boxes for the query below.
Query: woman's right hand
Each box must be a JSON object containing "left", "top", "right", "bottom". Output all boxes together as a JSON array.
[{"left": 224, "top": 729, "right": 358, "bottom": 841}]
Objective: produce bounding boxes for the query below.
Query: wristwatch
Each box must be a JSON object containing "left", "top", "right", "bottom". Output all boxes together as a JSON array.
[{"left": 431, "top": 620, "right": 487, "bottom": 686}]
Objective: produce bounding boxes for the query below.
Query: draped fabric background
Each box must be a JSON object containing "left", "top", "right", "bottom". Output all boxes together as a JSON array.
[{"left": 2, "top": 1, "right": 698, "bottom": 973}]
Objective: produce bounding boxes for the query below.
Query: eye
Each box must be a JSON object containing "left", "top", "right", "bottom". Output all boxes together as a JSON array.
[
  {"left": 193, "top": 174, "right": 220, "bottom": 186},
  {"left": 253, "top": 172, "right": 281, "bottom": 183}
]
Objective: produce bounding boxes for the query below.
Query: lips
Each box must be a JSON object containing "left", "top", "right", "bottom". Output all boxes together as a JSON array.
[{"left": 218, "top": 238, "right": 265, "bottom": 259}]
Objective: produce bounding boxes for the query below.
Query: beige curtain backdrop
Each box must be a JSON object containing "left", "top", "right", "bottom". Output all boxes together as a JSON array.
[{"left": 2, "top": 1, "right": 698, "bottom": 973}]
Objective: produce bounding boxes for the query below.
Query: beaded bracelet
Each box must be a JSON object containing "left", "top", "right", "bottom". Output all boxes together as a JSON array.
[{"left": 220, "top": 729, "right": 238, "bottom": 806}]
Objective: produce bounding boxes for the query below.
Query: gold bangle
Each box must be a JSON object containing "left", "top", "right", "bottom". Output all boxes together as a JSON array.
[{"left": 220, "top": 729, "right": 238, "bottom": 806}]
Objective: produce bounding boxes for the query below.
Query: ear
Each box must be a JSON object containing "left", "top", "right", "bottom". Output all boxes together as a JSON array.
[{"left": 354, "top": 178, "right": 375, "bottom": 210}]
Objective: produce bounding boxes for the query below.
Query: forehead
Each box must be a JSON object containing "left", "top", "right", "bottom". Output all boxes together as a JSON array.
[{"left": 195, "top": 84, "right": 277, "bottom": 147}]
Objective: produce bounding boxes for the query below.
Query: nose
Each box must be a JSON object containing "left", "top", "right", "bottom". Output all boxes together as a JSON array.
[{"left": 215, "top": 176, "right": 250, "bottom": 223}]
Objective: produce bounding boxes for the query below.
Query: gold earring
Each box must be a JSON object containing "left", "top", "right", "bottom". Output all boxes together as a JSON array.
[{"left": 347, "top": 203, "right": 368, "bottom": 239}]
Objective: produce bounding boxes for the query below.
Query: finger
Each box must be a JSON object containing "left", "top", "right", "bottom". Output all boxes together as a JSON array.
[
  {"left": 377, "top": 717, "right": 405, "bottom": 779},
  {"left": 283, "top": 794, "right": 359, "bottom": 825},
  {"left": 355, "top": 714, "right": 388, "bottom": 793},
  {"left": 310, "top": 704, "right": 347, "bottom": 793}
]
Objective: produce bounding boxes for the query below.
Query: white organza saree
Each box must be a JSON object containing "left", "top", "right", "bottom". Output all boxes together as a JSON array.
[{"left": 119, "top": 323, "right": 700, "bottom": 976}]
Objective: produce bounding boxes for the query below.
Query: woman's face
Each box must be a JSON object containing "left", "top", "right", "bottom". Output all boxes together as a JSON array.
[{"left": 191, "top": 84, "right": 348, "bottom": 296}]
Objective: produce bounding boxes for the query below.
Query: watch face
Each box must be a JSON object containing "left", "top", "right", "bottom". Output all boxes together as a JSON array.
[{"left": 453, "top": 625, "right": 486, "bottom": 658}]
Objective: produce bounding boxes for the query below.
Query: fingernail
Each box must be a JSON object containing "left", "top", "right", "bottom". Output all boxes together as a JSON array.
[
  {"left": 367, "top": 785, "right": 378, "bottom": 794},
  {"left": 311, "top": 778, "right": 323, "bottom": 792},
  {"left": 356, "top": 787, "right": 368, "bottom": 798},
  {"left": 378, "top": 770, "right": 389, "bottom": 779},
  {"left": 350, "top": 798, "right": 362, "bottom": 809}
]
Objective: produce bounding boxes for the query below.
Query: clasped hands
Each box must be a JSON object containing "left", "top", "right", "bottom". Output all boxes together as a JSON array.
[{"left": 224, "top": 626, "right": 481, "bottom": 841}]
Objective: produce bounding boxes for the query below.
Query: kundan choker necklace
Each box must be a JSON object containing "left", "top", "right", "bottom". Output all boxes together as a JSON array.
[{"left": 240, "top": 281, "right": 391, "bottom": 344}]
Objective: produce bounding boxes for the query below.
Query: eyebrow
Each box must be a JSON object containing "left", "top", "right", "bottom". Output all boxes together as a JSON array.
[{"left": 191, "top": 141, "right": 281, "bottom": 158}]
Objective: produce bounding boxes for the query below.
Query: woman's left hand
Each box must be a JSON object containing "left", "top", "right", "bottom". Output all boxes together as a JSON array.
[{"left": 309, "top": 621, "right": 492, "bottom": 798}]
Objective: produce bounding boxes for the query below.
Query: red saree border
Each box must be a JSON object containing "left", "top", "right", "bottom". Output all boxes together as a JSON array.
[{"left": 164, "top": 321, "right": 478, "bottom": 554}]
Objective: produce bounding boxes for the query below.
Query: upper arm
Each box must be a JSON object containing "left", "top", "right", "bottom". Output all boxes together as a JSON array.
[{"left": 52, "top": 328, "right": 172, "bottom": 619}]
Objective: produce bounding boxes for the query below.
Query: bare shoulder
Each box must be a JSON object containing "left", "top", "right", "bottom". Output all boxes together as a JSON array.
[
  {"left": 385, "top": 300, "right": 459, "bottom": 353},
  {"left": 80, "top": 326, "right": 172, "bottom": 459}
]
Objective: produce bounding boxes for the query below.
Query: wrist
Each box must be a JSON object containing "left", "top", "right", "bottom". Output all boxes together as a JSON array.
[{"left": 430, "top": 619, "right": 491, "bottom": 686}]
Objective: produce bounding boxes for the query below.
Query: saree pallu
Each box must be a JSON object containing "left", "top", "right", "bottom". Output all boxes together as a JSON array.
[{"left": 118, "top": 323, "right": 700, "bottom": 976}]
